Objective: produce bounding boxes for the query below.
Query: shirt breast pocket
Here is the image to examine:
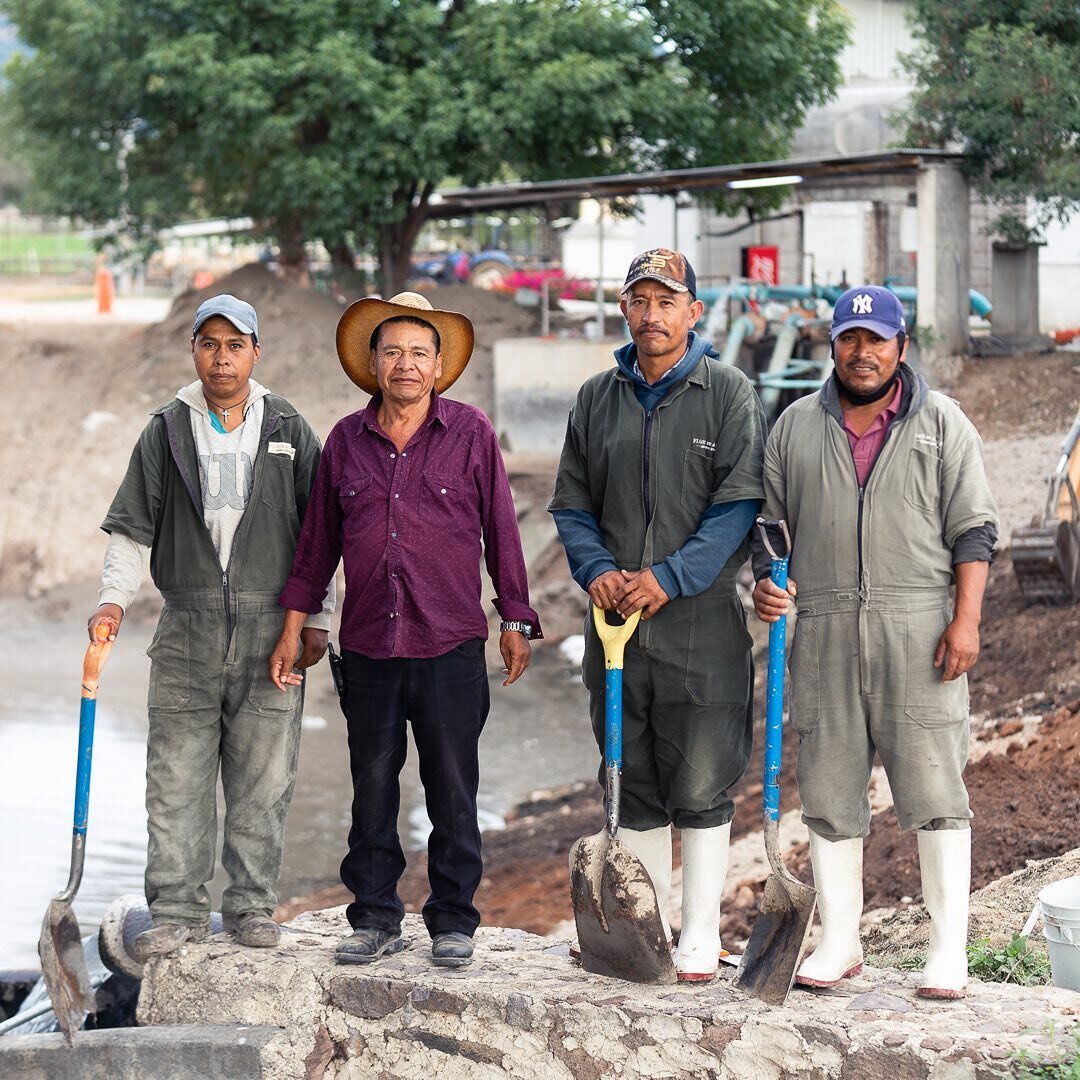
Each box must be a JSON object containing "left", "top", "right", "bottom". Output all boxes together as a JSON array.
[
  {"left": 904, "top": 442, "right": 942, "bottom": 515},
  {"left": 680, "top": 447, "right": 714, "bottom": 514},
  {"left": 421, "top": 474, "right": 474, "bottom": 527},
  {"left": 337, "top": 475, "right": 375, "bottom": 537}
]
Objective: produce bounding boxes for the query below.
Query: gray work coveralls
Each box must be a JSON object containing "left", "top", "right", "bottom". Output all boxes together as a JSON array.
[
  {"left": 101, "top": 395, "right": 321, "bottom": 923},
  {"left": 550, "top": 356, "right": 766, "bottom": 829},
  {"left": 760, "top": 369, "right": 999, "bottom": 840}
]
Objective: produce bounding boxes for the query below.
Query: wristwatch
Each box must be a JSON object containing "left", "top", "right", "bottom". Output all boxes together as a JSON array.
[{"left": 500, "top": 620, "right": 533, "bottom": 636}]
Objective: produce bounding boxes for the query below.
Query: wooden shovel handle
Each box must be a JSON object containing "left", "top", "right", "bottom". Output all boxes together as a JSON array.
[
  {"left": 591, "top": 606, "right": 641, "bottom": 670},
  {"left": 81, "top": 622, "right": 114, "bottom": 698}
]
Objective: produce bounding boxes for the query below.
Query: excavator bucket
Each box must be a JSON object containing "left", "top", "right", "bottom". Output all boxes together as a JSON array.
[{"left": 1012, "top": 408, "right": 1080, "bottom": 605}]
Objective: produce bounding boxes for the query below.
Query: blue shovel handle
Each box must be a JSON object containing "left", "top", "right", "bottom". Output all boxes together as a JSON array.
[
  {"left": 763, "top": 554, "right": 789, "bottom": 824},
  {"left": 73, "top": 695, "right": 96, "bottom": 836},
  {"left": 756, "top": 518, "right": 792, "bottom": 825},
  {"left": 592, "top": 606, "right": 642, "bottom": 838},
  {"left": 74, "top": 628, "right": 113, "bottom": 836}
]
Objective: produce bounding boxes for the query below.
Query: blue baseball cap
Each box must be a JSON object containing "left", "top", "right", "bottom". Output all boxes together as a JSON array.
[
  {"left": 192, "top": 294, "right": 259, "bottom": 342},
  {"left": 830, "top": 286, "right": 906, "bottom": 341}
]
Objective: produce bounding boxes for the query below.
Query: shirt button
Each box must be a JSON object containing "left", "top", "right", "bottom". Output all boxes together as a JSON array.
[
  {"left": 394, "top": 493, "right": 399, "bottom": 498},
  {"left": 440, "top": 487, "right": 447, "bottom": 494},
  {"left": 391, "top": 532, "right": 397, "bottom": 538},
  {"left": 348, "top": 490, "right": 355, "bottom": 496},
  {"left": 401, "top": 452, "right": 407, "bottom": 457},
  {"left": 390, "top": 453, "right": 396, "bottom": 459},
  {"left": 389, "top": 613, "right": 395, "bottom": 619}
]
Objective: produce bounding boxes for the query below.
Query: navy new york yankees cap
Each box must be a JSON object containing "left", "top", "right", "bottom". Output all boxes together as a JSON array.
[{"left": 830, "top": 285, "right": 906, "bottom": 341}]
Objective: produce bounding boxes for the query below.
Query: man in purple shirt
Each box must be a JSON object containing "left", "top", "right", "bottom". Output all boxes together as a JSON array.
[{"left": 270, "top": 292, "right": 540, "bottom": 968}]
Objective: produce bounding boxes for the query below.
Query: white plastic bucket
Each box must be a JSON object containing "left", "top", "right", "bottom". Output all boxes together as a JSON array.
[{"left": 1038, "top": 876, "right": 1080, "bottom": 992}]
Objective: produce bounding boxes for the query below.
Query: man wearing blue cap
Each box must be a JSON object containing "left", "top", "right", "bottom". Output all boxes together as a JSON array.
[
  {"left": 87, "top": 294, "right": 332, "bottom": 959},
  {"left": 752, "top": 285, "right": 998, "bottom": 999}
]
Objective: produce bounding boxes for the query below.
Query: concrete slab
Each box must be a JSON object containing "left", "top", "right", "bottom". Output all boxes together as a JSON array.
[
  {"left": 0, "top": 1023, "right": 282, "bottom": 1080},
  {"left": 133, "top": 909, "right": 1080, "bottom": 1079}
]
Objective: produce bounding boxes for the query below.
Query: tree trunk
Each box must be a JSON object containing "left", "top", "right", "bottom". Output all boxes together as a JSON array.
[
  {"left": 275, "top": 219, "right": 310, "bottom": 287},
  {"left": 378, "top": 184, "right": 434, "bottom": 295}
]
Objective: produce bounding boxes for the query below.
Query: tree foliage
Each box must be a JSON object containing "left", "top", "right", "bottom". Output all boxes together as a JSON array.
[
  {"left": 902, "top": 0, "right": 1080, "bottom": 241},
  {"left": 1, "top": 0, "right": 849, "bottom": 288}
]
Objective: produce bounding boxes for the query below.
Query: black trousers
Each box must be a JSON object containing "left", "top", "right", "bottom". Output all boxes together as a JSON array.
[{"left": 339, "top": 639, "right": 490, "bottom": 938}]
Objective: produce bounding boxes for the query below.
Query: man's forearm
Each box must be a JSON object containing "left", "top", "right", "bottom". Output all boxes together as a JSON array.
[{"left": 953, "top": 560, "right": 989, "bottom": 623}]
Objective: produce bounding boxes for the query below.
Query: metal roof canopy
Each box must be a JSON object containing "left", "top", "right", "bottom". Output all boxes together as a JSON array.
[{"left": 427, "top": 148, "right": 965, "bottom": 216}]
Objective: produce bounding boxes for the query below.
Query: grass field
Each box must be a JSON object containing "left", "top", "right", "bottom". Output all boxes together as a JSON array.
[{"left": 0, "top": 230, "right": 95, "bottom": 274}]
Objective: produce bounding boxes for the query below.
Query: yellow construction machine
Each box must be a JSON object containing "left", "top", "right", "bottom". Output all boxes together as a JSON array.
[{"left": 1012, "top": 406, "right": 1080, "bottom": 604}]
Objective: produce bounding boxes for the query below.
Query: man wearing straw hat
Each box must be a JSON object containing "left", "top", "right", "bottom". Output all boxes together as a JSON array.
[{"left": 270, "top": 292, "right": 541, "bottom": 969}]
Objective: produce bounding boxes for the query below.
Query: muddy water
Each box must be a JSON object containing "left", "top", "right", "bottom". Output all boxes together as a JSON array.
[{"left": 2, "top": 615, "right": 592, "bottom": 969}]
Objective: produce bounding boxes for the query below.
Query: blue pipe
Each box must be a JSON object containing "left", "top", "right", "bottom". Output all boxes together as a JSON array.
[{"left": 719, "top": 315, "right": 756, "bottom": 365}]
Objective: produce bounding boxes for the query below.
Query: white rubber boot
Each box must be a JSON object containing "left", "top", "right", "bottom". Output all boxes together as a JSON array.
[
  {"left": 672, "top": 823, "right": 731, "bottom": 982},
  {"left": 917, "top": 828, "right": 970, "bottom": 999},
  {"left": 796, "top": 833, "right": 864, "bottom": 988},
  {"left": 616, "top": 826, "right": 673, "bottom": 942}
]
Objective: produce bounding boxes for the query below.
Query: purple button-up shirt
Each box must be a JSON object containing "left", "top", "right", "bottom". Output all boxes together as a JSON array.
[
  {"left": 280, "top": 394, "right": 541, "bottom": 659},
  {"left": 843, "top": 380, "right": 901, "bottom": 487}
]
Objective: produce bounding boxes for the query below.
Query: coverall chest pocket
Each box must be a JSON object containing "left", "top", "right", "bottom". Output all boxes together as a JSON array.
[
  {"left": 338, "top": 475, "right": 375, "bottom": 538},
  {"left": 260, "top": 453, "right": 296, "bottom": 513},
  {"left": 904, "top": 441, "right": 942, "bottom": 515},
  {"left": 680, "top": 448, "right": 714, "bottom": 514}
]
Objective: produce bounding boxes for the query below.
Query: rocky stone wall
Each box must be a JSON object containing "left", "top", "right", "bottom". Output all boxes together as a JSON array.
[{"left": 133, "top": 909, "right": 1079, "bottom": 1079}]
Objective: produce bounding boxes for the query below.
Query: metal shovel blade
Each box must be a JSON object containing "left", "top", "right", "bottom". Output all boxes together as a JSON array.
[
  {"left": 570, "top": 832, "right": 676, "bottom": 984},
  {"left": 733, "top": 853, "right": 817, "bottom": 1005},
  {"left": 39, "top": 899, "right": 96, "bottom": 1041}
]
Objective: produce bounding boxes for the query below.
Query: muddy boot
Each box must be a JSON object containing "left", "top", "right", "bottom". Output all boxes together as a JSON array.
[
  {"left": 796, "top": 833, "right": 864, "bottom": 988},
  {"left": 617, "top": 825, "right": 673, "bottom": 943},
  {"left": 673, "top": 823, "right": 730, "bottom": 982},
  {"left": 131, "top": 921, "right": 210, "bottom": 963},
  {"left": 224, "top": 911, "right": 280, "bottom": 949},
  {"left": 917, "top": 828, "right": 970, "bottom": 1000}
]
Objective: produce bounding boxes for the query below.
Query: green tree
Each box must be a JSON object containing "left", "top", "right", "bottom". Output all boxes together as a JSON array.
[
  {"left": 1, "top": 0, "right": 850, "bottom": 289},
  {"left": 902, "top": 0, "right": 1080, "bottom": 241}
]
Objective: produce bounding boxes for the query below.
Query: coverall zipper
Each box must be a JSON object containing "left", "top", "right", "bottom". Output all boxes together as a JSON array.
[
  {"left": 642, "top": 408, "right": 653, "bottom": 520},
  {"left": 222, "top": 570, "right": 233, "bottom": 647}
]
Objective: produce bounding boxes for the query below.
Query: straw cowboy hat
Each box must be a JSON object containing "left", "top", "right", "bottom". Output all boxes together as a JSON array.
[{"left": 336, "top": 291, "right": 475, "bottom": 395}]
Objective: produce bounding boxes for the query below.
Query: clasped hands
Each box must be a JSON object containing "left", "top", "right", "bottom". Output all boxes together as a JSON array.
[{"left": 588, "top": 568, "right": 670, "bottom": 621}]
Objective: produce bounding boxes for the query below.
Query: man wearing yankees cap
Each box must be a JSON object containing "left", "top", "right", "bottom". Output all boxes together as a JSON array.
[{"left": 752, "top": 285, "right": 998, "bottom": 999}]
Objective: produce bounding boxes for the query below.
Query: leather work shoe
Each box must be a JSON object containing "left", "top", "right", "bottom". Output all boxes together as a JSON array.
[
  {"left": 334, "top": 926, "right": 405, "bottom": 965},
  {"left": 224, "top": 911, "right": 280, "bottom": 949},
  {"left": 132, "top": 921, "right": 211, "bottom": 963},
  {"left": 431, "top": 931, "right": 474, "bottom": 967}
]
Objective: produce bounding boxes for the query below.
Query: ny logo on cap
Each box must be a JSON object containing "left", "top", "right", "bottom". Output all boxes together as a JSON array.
[{"left": 852, "top": 293, "right": 874, "bottom": 314}]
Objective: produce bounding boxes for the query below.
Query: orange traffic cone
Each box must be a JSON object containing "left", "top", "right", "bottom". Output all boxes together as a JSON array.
[{"left": 95, "top": 266, "right": 115, "bottom": 315}]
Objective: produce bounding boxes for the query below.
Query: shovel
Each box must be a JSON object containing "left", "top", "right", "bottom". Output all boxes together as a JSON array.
[
  {"left": 569, "top": 605, "right": 676, "bottom": 984},
  {"left": 734, "top": 518, "right": 817, "bottom": 1006},
  {"left": 38, "top": 620, "right": 114, "bottom": 1042}
]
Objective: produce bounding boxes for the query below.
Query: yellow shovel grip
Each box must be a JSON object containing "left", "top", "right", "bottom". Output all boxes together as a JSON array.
[{"left": 591, "top": 606, "right": 642, "bottom": 670}]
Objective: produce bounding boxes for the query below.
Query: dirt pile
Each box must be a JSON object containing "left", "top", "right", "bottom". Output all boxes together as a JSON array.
[{"left": 0, "top": 265, "right": 541, "bottom": 601}]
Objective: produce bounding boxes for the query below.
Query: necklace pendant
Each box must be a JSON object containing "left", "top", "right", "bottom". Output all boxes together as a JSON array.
[{"left": 221, "top": 408, "right": 230, "bottom": 424}]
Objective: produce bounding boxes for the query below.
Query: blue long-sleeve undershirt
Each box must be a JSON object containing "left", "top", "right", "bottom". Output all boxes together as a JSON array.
[{"left": 553, "top": 498, "right": 760, "bottom": 600}]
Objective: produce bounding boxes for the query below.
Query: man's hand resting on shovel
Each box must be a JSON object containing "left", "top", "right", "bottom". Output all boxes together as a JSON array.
[
  {"left": 752, "top": 576, "right": 797, "bottom": 623},
  {"left": 88, "top": 603, "right": 123, "bottom": 642}
]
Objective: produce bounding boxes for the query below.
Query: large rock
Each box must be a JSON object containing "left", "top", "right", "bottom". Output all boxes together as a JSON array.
[{"left": 130, "top": 909, "right": 1079, "bottom": 1079}]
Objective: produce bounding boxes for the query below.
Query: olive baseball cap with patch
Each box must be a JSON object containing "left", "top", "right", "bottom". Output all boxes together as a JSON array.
[
  {"left": 621, "top": 248, "right": 697, "bottom": 297},
  {"left": 192, "top": 294, "right": 259, "bottom": 342}
]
